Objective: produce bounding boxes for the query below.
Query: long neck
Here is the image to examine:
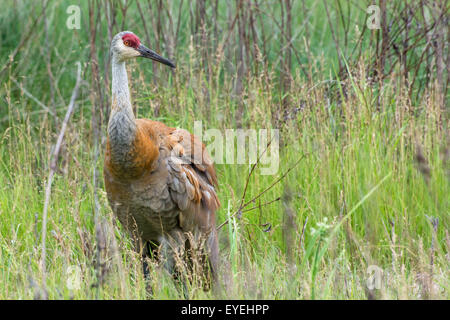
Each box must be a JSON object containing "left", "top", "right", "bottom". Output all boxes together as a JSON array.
[{"left": 108, "top": 57, "right": 137, "bottom": 164}]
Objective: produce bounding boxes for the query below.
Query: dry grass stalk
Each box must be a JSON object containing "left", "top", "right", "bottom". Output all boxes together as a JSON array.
[{"left": 40, "top": 61, "right": 82, "bottom": 299}]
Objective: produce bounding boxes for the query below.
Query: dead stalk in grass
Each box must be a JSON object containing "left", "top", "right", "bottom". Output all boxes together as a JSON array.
[{"left": 39, "top": 61, "right": 82, "bottom": 299}]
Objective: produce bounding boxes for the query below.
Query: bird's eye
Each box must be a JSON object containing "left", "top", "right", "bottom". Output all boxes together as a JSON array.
[{"left": 124, "top": 40, "right": 130, "bottom": 46}]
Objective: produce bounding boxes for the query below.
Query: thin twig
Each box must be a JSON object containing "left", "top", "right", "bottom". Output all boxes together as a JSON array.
[
  {"left": 240, "top": 196, "right": 282, "bottom": 214},
  {"left": 217, "top": 152, "right": 308, "bottom": 230},
  {"left": 0, "top": 1, "right": 48, "bottom": 78},
  {"left": 241, "top": 152, "right": 308, "bottom": 208},
  {"left": 216, "top": 0, "right": 244, "bottom": 57},
  {"left": 10, "top": 77, "right": 58, "bottom": 120},
  {"left": 40, "top": 62, "right": 82, "bottom": 298},
  {"left": 298, "top": 216, "right": 308, "bottom": 251},
  {"left": 238, "top": 135, "right": 274, "bottom": 212}
]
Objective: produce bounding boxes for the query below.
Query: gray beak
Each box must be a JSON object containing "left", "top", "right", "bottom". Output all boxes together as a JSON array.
[{"left": 137, "top": 44, "right": 175, "bottom": 68}]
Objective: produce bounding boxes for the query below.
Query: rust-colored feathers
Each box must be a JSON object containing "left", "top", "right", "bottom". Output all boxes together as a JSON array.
[{"left": 104, "top": 118, "right": 220, "bottom": 243}]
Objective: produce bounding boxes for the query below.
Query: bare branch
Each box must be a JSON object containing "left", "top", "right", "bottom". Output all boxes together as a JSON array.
[{"left": 39, "top": 62, "right": 82, "bottom": 299}]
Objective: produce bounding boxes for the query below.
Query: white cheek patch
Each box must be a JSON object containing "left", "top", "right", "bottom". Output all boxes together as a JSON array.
[
  {"left": 117, "top": 41, "right": 140, "bottom": 60},
  {"left": 123, "top": 47, "right": 140, "bottom": 59}
]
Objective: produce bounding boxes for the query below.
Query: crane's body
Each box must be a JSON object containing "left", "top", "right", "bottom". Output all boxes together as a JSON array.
[{"left": 104, "top": 31, "right": 219, "bottom": 285}]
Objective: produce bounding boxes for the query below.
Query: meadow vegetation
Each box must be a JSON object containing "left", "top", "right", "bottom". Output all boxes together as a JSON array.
[{"left": 0, "top": 0, "right": 448, "bottom": 299}]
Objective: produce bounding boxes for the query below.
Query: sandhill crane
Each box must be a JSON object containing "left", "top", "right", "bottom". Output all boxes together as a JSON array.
[{"left": 104, "top": 31, "right": 220, "bottom": 290}]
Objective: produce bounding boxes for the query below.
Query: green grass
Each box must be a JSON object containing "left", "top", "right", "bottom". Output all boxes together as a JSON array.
[{"left": 0, "top": 0, "right": 448, "bottom": 299}]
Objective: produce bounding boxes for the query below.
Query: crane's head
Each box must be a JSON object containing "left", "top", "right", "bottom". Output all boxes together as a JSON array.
[{"left": 111, "top": 31, "right": 175, "bottom": 68}]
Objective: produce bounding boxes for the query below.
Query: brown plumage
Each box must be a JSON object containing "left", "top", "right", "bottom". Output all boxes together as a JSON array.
[{"left": 104, "top": 31, "right": 220, "bottom": 287}]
